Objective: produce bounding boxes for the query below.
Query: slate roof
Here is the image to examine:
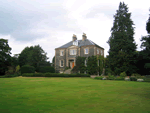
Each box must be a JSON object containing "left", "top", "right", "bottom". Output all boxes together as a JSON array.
[{"left": 56, "top": 39, "right": 104, "bottom": 49}]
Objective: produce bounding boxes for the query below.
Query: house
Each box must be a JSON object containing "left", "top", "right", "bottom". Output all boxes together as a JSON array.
[{"left": 55, "top": 33, "right": 104, "bottom": 73}]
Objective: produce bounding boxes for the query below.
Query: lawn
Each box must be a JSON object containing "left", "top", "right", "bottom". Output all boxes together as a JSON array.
[{"left": 0, "top": 77, "right": 150, "bottom": 113}]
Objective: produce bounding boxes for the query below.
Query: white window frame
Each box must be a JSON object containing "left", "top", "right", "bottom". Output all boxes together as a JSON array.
[
  {"left": 84, "top": 48, "right": 88, "bottom": 54},
  {"left": 73, "top": 40, "right": 78, "bottom": 46},
  {"left": 70, "top": 49, "right": 77, "bottom": 55},
  {"left": 60, "top": 60, "right": 64, "bottom": 67},
  {"left": 97, "top": 49, "right": 99, "bottom": 54},
  {"left": 60, "top": 50, "right": 64, "bottom": 56}
]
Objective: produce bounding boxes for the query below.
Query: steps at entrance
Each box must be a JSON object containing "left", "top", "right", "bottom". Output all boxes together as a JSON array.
[{"left": 63, "top": 69, "right": 72, "bottom": 74}]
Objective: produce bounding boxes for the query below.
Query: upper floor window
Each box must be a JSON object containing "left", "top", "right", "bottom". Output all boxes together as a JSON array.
[
  {"left": 85, "top": 48, "right": 88, "bottom": 54},
  {"left": 70, "top": 49, "right": 77, "bottom": 55},
  {"left": 97, "top": 49, "right": 99, "bottom": 54},
  {"left": 60, "top": 50, "right": 64, "bottom": 56},
  {"left": 73, "top": 40, "right": 78, "bottom": 46}
]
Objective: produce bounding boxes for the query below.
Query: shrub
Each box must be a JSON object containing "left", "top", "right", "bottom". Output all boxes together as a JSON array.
[
  {"left": 4, "top": 74, "right": 18, "bottom": 78},
  {"left": 131, "top": 73, "right": 141, "bottom": 78},
  {"left": 64, "top": 67, "right": 70, "bottom": 71},
  {"left": 108, "top": 75, "right": 115, "bottom": 80},
  {"left": 37, "top": 66, "right": 55, "bottom": 73},
  {"left": 115, "top": 76, "right": 124, "bottom": 80},
  {"left": 22, "top": 73, "right": 34, "bottom": 77},
  {"left": 130, "top": 77, "right": 137, "bottom": 81},
  {"left": 94, "top": 76, "right": 103, "bottom": 80},
  {"left": 107, "top": 73, "right": 115, "bottom": 80},
  {"left": 21, "top": 65, "right": 35, "bottom": 74},
  {"left": 120, "top": 72, "right": 127, "bottom": 78},
  {"left": 15, "top": 65, "right": 20, "bottom": 74},
  {"left": 5, "top": 69, "right": 14, "bottom": 75}
]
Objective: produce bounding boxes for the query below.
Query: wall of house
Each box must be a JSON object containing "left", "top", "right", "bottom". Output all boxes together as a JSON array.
[
  {"left": 55, "top": 48, "right": 66, "bottom": 73},
  {"left": 80, "top": 45, "right": 95, "bottom": 57}
]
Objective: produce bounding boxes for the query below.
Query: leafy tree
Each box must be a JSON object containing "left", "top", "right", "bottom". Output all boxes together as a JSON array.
[
  {"left": 0, "top": 39, "right": 12, "bottom": 75},
  {"left": 107, "top": 2, "right": 137, "bottom": 76},
  {"left": 72, "top": 56, "right": 86, "bottom": 73},
  {"left": 52, "top": 56, "right": 55, "bottom": 67},
  {"left": 87, "top": 55, "right": 98, "bottom": 75},
  {"left": 18, "top": 45, "right": 49, "bottom": 71},
  {"left": 139, "top": 9, "right": 150, "bottom": 75},
  {"left": 11, "top": 54, "right": 19, "bottom": 68}
]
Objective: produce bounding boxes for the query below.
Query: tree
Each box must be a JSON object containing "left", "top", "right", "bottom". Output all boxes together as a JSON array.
[
  {"left": 139, "top": 9, "right": 150, "bottom": 75},
  {"left": 107, "top": 2, "right": 137, "bottom": 76},
  {"left": 18, "top": 45, "right": 49, "bottom": 71},
  {"left": 0, "top": 39, "right": 12, "bottom": 75}
]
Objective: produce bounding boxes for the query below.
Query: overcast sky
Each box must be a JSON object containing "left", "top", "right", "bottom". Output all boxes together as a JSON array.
[{"left": 0, "top": 0, "right": 149, "bottom": 62}]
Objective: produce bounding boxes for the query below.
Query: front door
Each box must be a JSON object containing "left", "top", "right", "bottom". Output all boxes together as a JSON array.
[{"left": 72, "top": 62, "right": 74, "bottom": 68}]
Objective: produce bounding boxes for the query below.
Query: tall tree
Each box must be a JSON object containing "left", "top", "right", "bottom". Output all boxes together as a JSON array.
[
  {"left": 138, "top": 9, "right": 150, "bottom": 74},
  {"left": 0, "top": 39, "right": 12, "bottom": 75},
  {"left": 107, "top": 2, "right": 137, "bottom": 76},
  {"left": 18, "top": 45, "right": 49, "bottom": 70}
]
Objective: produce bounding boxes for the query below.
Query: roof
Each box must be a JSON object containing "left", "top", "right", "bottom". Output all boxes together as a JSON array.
[{"left": 56, "top": 39, "right": 104, "bottom": 49}]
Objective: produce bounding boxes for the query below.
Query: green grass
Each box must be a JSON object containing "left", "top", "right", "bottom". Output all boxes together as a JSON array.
[{"left": 0, "top": 77, "right": 150, "bottom": 113}]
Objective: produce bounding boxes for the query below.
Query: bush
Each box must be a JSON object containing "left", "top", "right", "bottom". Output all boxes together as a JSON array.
[
  {"left": 107, "top": 73, "right": 115, "bottom": 80},
  {"left": 115, "top": 76, "right": 124, "bottom": 80},
  {"left": 120, "top": 72, "right": 127, "bottom": 78},
  {"left": 64, "top": 67, "right": 71, "bottom": 71},
  {"left": 130, "top": 77, "right": 137, "bottom": 81},
  {"left": 21, "top": 72, "right": 90, "bottom": 77},
  {"left": 94, "top": 76, "right": 103, "bottom": 80},
  {"left": 5, "top": 69, "right": 14, "bottom": 75},
  {"left": 4, "top": 74, "right": 18, "bottom": 78},
  {"left": 108, "top": 75, "right": 115, "bottom": 80},
  {"left": 37, "top": 66, "right": 55, "bottom": 73},
  {"left": 131, "top": 73, "right": 141, "bottom": 78},
  {"left": 21, "top": 65, "right": 35, "bottom": 74}
]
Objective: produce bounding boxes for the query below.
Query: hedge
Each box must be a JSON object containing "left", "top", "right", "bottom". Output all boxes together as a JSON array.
[
  {"left": 37, "top": 66, "right": 55, "bottom": 73},
  {"left": 22, "top": 73, "right": 90, "bottom": 77},
  {"left": 21, "top": 65, "right": 35, "bottom": 74}
]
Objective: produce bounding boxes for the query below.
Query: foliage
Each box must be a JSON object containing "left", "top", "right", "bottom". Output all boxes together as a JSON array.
[
  {"left": 71, "top": 66, "right": 79, "bottom": 73},
  {"left": 72, "top": 56, "right": 86, "bottom": 74},
  {"left": 4, "top": 74, "right": 19, "bottom": 78},
  {"left": 115, "top": 76, "right": 124, "bottom": 80},
  {"left": 87, "top": 55, "right": 98, "bottom": 75},
  {"left": 107, "top": 75, "right": 115, "bottom": 80},
  {"left": 52, "top": 56, "right": 55, "bottom": 67},
  {"left": 5, "top": 69, "right": 14, "bottom": 75},
  {"left": 37, "top": 66, "right": 55, "bottom": 73},
  {"left": 15, "top": 65, "right": 20, "bottom": 74},
  {"left": 18, "top": 45, "right": 49, "bottom": 70},
  {"left": 94, "top": 76, "right": 103, "bottom": 80},
  {"left": 137, "top": 10, "right": 150, "bottom": 75},
  {"left": 20, "top": 65, "right": 35, "bottom": 74},
  {"left": 64, "top": 66, "right": 70, "bottom": 71},
  {"left": 22, "top": 73, "right": 90, "bottom": 77},
  {"left": 130, "top": 77, "right": 137, "bottom": 81},
  {"left": 131, "top": 73, "right": 141, "bottom": 77},
  {"left": 0, "top": 38, "right": 12, "bottom": 75},
  {"left": 120, "top": 72, "right": 127, "bottom": 78},
  {"left": 107, "top": 2, "right": 137, "bottom": 76},
  {"left": 97, "top": 55, "right": 105, "bottom": 75}
]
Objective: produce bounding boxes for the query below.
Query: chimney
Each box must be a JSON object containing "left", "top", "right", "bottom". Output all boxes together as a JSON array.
[
  {"left": 82, "top": 33, "right": 87, "bottom": 41},
  {"left": 72, "top": 34, "right": 77, "bottom": 41}
]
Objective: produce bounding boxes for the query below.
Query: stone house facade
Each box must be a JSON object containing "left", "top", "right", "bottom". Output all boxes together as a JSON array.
[{"left": 55, "top": 33, "right": 104, "bottom": 73}]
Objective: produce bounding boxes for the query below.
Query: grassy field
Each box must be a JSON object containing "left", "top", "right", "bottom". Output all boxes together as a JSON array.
[{"left": 0, "top": 77, "right": 150, "bottom": 113}]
